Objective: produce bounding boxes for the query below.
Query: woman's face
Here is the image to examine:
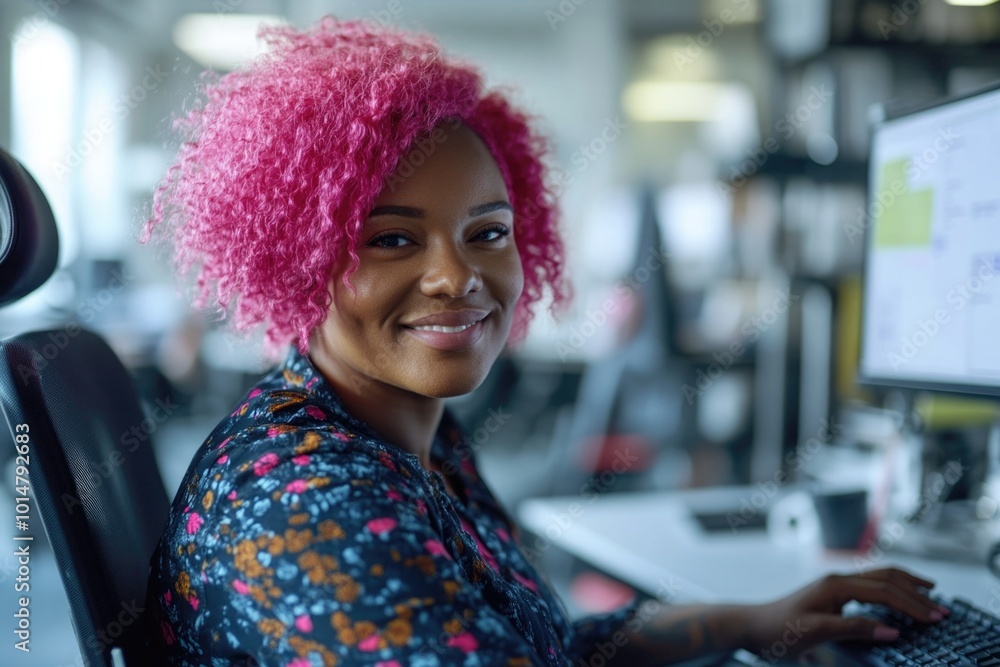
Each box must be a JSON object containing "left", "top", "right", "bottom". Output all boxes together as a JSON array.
[{"left": 313, "top": 121, "right": 523, "bottom": 398}]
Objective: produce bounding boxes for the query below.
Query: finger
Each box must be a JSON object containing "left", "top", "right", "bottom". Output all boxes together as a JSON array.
[
  {"left": 872, "top": 568, "right": 948, "bottom": 616},
  {"left": 864, "top": 567, "right": 935, "bottom": 591},
  {"left": 883, "top": 569, "right": 948, "bottom": 614},
  {"left": 806, "top": 614, "right": 901, "bottom": 644},
  {"left": 845, "top": 578, "right": 943, "bottom": 623},
  {"left": 857, "top": 568, "right": 941, "bottom": 608},
  {"left": 901, "top": 570, "right": 935, "bottom": 589}
]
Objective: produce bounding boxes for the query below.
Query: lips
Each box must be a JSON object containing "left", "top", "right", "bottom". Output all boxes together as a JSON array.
[
  {"left": 409, "top": 322, "right": 479, "bottom": 334},
  {"left": 401, "top": 310, "right": 490, "bottom": 351},
  {"left": 403, "top": 309, "right": 489, "bottom": 329}
]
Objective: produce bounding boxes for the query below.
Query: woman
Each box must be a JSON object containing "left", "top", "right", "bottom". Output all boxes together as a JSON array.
[{"left": 140, "top": 16, "right": 946, "bottom": 667}]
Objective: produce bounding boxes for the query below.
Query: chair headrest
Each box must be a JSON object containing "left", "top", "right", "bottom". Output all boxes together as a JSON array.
[{"left": 0, "top": 148, "right": 59, "bottom": 307}]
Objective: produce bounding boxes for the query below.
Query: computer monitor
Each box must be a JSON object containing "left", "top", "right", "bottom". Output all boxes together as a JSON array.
[{"left": 858, "top": 82, "right": 1000, "bottom": 398}]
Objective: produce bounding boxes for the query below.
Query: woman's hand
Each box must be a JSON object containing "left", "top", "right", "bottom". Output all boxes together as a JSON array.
[
  {"left": 744, "top": 567, "right": 948, "bottom": 658},
  {"left": 599, "top": 567, "right": 946, "bottom": 667}
]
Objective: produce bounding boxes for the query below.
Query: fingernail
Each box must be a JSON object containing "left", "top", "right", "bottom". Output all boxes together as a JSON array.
[
  {"left": 930, "top": 611, "right": 943, "bottom": 622},
  {"left": 937, "top": 605, "right": 951, "bottom": 615},
  {"left": 874, "top": 627, "right": 900, "bottom": 641}
]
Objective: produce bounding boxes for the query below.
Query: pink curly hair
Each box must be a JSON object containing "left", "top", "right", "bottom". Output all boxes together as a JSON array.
[{"left": 139, "top": 16, "right": 569, "bottom": 359}]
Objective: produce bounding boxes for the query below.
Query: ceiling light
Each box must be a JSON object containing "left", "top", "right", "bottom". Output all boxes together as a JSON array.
[
  {"left": 623, "top": 81, "right": 752, "bottom": 122},
  {"left": 944, "top": 0, "right": 1000, "bottom": 5},
  {"left": 705, "top": 0, "right": 761, "bottom": 23},
  {"left": 173, "top": 14, "right": 289, "bottom": 71}
]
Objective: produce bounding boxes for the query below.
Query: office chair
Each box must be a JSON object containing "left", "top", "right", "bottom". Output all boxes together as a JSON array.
[
  {"left": 0, "top": 146, "right": 59, "bottom": 307},
  {"left": 0, "top": 147, "right": 170, "bottom": 667},
  {"left": 547, "top": 185, "right": 684, "bottom": 496},
  {"left": 537, "top": 186, "right": 684, "bottom": 614}
]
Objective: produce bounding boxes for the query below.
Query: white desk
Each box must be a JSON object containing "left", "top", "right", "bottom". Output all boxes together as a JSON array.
[{"left": 518, "top": 486, "right": 998, "bottom": 610}]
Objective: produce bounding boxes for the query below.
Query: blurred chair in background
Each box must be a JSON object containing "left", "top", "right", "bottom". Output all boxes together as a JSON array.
[
  {"left": 548, "top": 185, "right": 686, "bottom": 498},
  {"left": 537, "top": 185, "right": 687, "bottom": 615}
]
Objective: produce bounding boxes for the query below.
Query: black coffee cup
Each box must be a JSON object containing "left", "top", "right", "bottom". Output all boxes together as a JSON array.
[{"left": 811, "top": 488, "right": 869, "bottom": 551}]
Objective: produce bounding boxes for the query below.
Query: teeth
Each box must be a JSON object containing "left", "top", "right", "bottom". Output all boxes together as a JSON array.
[{"left": 412, "top": 322, "right": 476, "bottom": 333}]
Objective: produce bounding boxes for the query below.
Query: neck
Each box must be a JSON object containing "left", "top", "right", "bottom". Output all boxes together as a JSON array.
[{"left": 306, "top": 338, "right": 444, "bottom": 470}]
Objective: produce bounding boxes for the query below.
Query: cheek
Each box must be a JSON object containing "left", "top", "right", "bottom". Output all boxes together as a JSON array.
[
  {"left": 510, "top": 263, "right": 525, "bottom": 305},
  {"left": 494, "top": 249, "right": 524, "bottom": 309},
  {"left": 328, "top": 273, "right": 394, "bottom": 336},
  {"left": 348, "top": 261, "right": 412, "bottom": 304}
]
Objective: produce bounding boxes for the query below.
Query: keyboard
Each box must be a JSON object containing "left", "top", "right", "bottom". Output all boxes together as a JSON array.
[{"left": 827, "top": 595, "right": 1000, "bottom": 666}]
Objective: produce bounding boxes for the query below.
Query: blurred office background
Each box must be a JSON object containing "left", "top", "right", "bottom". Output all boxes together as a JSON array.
[{"left": 2, "top": 0, "right": 1000, "bottom": 664}]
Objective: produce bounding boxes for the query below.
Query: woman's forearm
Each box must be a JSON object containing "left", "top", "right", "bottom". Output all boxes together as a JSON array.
[{"left": 586, "top": 603, "right": 759, "bottom": 667}]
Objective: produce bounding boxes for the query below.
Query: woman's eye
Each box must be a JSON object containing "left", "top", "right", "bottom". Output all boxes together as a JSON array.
[
  {"left": 474, "top": 224, "right": 511, "bottom": 243},
  {"left": 367, "top": 233, "right": 412, "bottom": 249}
]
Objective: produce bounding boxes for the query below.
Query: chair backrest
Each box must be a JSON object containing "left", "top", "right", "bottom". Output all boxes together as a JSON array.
[
  {"left": 0, "top": 148, "right": 59, "bottom": 306},
  {"left": 0, "top": 329, "right": 171, "bottom": 667}
]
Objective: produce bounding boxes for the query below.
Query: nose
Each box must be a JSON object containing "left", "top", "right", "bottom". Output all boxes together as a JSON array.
[{"left": 419, "top": 240, "right": 483, "bottom": 298}]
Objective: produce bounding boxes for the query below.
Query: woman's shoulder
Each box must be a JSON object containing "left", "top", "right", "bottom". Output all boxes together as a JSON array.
[
  {"left": 164, "top": 370, "right": 430, "bottom": 538},
  {"left": 152, "top": 386, "right": 434, "bottom": 584},
  {"left": 202, "top": 364, "right": 407, "bottom": 470},
  {"left": 145, "top": 388, "right": 446, "bottom": 663},
  {"left": 206, "top": 388, "right": 424, "bottom": 494}
]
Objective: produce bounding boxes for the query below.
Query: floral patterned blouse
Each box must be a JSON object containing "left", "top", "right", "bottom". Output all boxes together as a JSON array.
[{"left": 143, "top": 346, "right": 636, "bottom": 666}]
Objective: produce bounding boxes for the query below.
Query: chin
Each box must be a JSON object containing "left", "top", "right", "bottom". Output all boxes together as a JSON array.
[{"left": 410, "top": 364, "right": 493, "bottom": 399}]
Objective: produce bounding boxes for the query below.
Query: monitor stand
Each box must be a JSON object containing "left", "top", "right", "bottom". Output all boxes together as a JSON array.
[{"left": 877, "top": 398, "right": 1000, "bottom": 566}]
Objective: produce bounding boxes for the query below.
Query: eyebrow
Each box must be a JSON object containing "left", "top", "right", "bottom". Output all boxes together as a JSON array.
[{"left": 367, "top": 200, "right": 513, "bottom": 220}]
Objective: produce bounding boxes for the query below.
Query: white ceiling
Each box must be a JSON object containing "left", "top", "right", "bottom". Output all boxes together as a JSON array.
[{"left": 42, "top": 0, "right": 716, "bottom": 50}]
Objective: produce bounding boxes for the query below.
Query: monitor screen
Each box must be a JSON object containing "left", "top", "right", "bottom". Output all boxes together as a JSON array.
[{"left": 858, "top": 83, "right": 1000, "bottom": 397}]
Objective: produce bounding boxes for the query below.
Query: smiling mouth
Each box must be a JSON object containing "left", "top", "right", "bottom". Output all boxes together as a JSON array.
[
  {"left": 402, "top": 314, "right": 490, "bottom": 350},
  {"left": 409, "top": 322, "right": 479, "bottom": 334}
]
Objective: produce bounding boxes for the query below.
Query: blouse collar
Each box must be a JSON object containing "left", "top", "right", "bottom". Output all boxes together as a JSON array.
[{"left": 279, "top": 345, "right": 466, "bottom": 475}]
